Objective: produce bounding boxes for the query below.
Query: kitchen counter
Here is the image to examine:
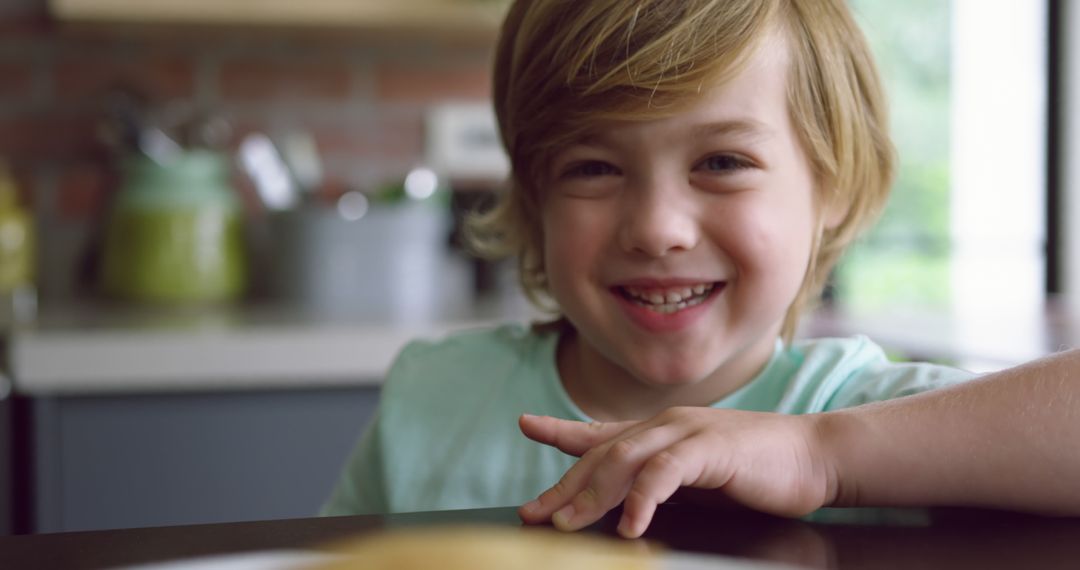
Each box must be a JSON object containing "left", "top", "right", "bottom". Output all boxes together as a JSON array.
[
  {"left": 7, "top": 296, "right": 541, "bottom": 396},
  {"left": 8, "top": 299, "right": 1079, "bottom": 396}
]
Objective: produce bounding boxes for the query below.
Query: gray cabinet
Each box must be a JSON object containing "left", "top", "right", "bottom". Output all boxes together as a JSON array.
[{"left": 24, "top": 386, "right": 378, "bottom": 533}]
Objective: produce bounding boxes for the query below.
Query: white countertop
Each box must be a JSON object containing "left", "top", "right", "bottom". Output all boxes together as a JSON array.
[
  {"left": 8, "top": 301, "right": 1077, "bottom": 396},
  {"left": 7, "top": 299, "right": 539, "bottom": 396},
  {"left": 12, "top": 320, "right": 472, "bottom": 394}
]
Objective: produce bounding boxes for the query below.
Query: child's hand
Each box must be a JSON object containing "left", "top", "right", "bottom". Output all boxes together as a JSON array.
[{"left": 517, "top": 408, "right": 838, "bottom": 538}]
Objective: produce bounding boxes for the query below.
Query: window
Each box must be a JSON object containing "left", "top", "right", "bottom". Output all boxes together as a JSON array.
[{"left": 836, "top": 0, "right": 1048, "bottom": 324}]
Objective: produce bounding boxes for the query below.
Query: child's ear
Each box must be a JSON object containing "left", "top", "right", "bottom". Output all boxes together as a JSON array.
[
  {"left": 816, "top": 201, "right": 851, "bottom": 235},
  {"left": 820, "top": 199, "right": 846, "bottom": 227},
  {"left": 820, "top": 192, "right": 849, "bottom": 231}
]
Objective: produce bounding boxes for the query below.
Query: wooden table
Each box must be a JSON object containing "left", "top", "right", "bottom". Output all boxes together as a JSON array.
[{"left": 4, "top": 505, "right": 1080, "bottom": 569}]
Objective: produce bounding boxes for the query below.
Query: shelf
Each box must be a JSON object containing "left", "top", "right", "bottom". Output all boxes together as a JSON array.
[{"left": 48, "top": 0, "right": 509, "bottom": 34}]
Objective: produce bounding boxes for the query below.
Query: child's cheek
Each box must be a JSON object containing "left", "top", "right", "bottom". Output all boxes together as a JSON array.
[
  {"left": 541, "top": 198, "right": 610, "bottom": 283},
  {"left": 723, "top": 203, "right": 814, "bottom": 298}
]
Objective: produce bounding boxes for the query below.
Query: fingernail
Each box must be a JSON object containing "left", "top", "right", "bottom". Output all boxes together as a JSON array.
[
  {"left": 552, "top": 505, "right": 576, "bottom": 530},
  {"left": 521, "top": 413, "right": 537, "bottom": 419},
  {"left": 521, "top": 499, "right": 541, "bottom": 513}
]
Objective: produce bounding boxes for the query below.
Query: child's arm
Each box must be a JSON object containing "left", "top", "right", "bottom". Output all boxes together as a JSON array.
[{"left": 518, "top": 348, "right": 1080, "bottom": 538}]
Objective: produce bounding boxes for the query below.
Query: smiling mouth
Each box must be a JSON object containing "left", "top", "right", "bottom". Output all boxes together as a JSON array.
[{"left": 615, "top": 282, "right": 723, "bottom": 314}]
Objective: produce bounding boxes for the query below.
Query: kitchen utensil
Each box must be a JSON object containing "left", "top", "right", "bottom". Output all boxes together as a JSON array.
[
  {"left": 238, "top": 133, "right": 298, "bottom": 211},
  {"left": 97, "top": 87, "right": 148, "bottom": 157},
  {"left": 138, "top": 126, "right": 183, "bottom": 165},
  {"left": 277, "top": 130, "right": 323, "bottom": 204},
  {"left": 187, "top": 114, "right": 233, "bottom": 150}
]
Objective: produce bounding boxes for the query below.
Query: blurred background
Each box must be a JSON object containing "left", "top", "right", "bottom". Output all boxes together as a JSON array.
[{"left": 0, "top": 0, "right": 1077, "bottom": 537}]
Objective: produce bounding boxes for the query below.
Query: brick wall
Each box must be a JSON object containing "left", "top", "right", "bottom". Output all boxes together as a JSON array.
[{"left": 0, "top": 0, "right": 494, "bottom": 301}]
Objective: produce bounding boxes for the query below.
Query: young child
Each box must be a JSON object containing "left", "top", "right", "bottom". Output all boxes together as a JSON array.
[{"left": 323, "top": 0, "right": 1080, "bottom": 537}]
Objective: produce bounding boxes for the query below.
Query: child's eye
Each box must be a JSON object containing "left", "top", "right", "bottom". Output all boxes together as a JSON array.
[
  {"left": 697, "top": 154, "right": 753, "bottom": 173},
  {"left": 561, "top": 160, "right": 621, "bottom": 179}
]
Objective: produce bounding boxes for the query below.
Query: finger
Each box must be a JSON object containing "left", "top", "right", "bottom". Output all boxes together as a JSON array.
[
  {"left": 518, "top": 417, "right": 645, "bottom": 525},
  {"left": 617, "top": 439, "right": 713, "bottom": 538},
  {"left": 518, "top": 414, "right": 637, "bottom": 457},
  {"left": 549, "top": 425, "right": 685, "bottom": 532},
  {"left": 519, "top": 421, "right": 664, "bottom": 525},
  {"left": 519, "top": 456, "right": 598, "bottom": 525}
]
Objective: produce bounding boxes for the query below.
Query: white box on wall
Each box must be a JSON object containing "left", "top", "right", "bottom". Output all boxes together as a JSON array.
[{"left": 425, "top": 103, "right": 509, "bottom": 182}]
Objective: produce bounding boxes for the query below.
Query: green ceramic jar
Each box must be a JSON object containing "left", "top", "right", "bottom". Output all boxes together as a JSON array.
[{"left": 100, "top": 151, "right": 247, "bottom": 304}]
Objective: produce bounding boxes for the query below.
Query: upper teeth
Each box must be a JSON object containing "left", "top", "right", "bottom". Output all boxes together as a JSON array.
[{"left": 623, "top": 283, "right": 714, "bottom": 305}]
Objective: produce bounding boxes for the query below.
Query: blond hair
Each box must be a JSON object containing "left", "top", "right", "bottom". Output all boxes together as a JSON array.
[{"left": 467, "top": 0, "right": 894, "bottom": 340}]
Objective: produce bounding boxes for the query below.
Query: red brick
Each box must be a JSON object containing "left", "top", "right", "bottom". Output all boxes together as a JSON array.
[
  {"left": 376, "top": 64, "right": 490, "bottom": 103},
  {"left": 417, "top": 37, "right": 497, "bottom": 63},
  {"left": 312, "top": 113, "right": 424, "bottom": 159},
  {"left": 0, "top": 1, "right": 51, "bottom": 38},
  {"left": 56, "top": 161, "right": 114, "bottom": 220},
  {"left": 0, "top": 0, "right": 46, "bottom": 18},
  {"left": 0, "top": 114, "right": 101, "bottom": 160},
  {"left": 229, "top": 112, "right": 423, "bottom": 163},
  {"left": 53, "top": 54, "right": 196, "bottom": 102},
  {"left": 0, "top": 61, "right": 35, "bottom": 98},
  {"left": 218, "top": 59, "right": 353, "bottom": 102},
  {"left": 56, "top": 23, "right": 223, "bottom": 49},
  {"left": 8, "top": 165, "right": 37, "bottom": 209}
]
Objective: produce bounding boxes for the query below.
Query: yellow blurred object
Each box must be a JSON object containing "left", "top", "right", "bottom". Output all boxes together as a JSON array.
[
  {"left": 315, "top": 526, "right": 656, "bottom": 570},
  {"left": 0, "top": 162, "right": 34, "bottom": 293}
]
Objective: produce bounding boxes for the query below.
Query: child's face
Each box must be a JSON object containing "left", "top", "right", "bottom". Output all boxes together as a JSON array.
[{"left": 541, "top": 40, "right": 827, "bottom": 394}]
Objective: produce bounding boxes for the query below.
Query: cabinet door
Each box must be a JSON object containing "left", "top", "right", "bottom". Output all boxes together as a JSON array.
[{"left": 31, "top": 387, "right": 378, "bottom": 533}]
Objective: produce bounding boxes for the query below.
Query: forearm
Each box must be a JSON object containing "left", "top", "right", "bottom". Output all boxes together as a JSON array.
[{"left": 819, "top": 349, "right": 1080, "bottom": 514}]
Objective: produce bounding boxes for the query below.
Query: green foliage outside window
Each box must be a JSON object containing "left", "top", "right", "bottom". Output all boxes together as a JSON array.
[{"left": 835, "top": 0, "right": 953, "bottom": 311}]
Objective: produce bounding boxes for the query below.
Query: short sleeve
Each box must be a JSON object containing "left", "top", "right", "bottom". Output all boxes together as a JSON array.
[
  {"left": 319, "top": 413, "right": 388, "bottom": 516},
  {"left": 769, "top": 337, "right": 980, "bottom": 414},
  {"left": 823, "top": 346, "right": 979, "bottom": 411}
]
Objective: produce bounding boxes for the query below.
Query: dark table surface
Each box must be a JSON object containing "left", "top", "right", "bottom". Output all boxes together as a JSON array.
[{"left": 4, "top": 504, "right": 1080, "bottom": 569}]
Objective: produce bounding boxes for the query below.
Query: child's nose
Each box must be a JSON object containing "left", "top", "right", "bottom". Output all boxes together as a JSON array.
[{"left": 617, "top": 185, "right": 700, "bottom": 257}]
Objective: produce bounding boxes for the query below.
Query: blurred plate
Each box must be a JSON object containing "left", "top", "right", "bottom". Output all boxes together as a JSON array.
[
  {"left": 112, "top": 551, "right": 335, "bottom": 570},
  {"left": 665, "top": 551, "right": 803, "bottom": 570},
  {"left": 113, "top": 549, "right": 802, "bottom": 570}
]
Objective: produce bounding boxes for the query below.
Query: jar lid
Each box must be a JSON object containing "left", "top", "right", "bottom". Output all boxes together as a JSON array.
[{"left": 118, "top": 150, "right": 238, "bottom": 210}]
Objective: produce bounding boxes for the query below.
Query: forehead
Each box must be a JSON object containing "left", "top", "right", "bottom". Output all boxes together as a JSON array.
[{"left": 677, "top": 36, "right": 789, "bottom": 127}]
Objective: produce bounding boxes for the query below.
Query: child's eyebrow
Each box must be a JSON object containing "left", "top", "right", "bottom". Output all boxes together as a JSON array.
[
  {"left": 691, "top": 119, "right": 774, "bottom": 141},
  {"left": 568, "top": 118, "right": 773, "bottom": 149}
]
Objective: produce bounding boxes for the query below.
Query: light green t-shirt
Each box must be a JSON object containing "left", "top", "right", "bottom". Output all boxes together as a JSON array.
[{"left": 321, "top": 323, "right": 976, "bottom": 516}]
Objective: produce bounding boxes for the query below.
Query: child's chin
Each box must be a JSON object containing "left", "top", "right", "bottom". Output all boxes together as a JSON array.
[{"left": 631, "top": 362, "right": 713, "bottom": 387}]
